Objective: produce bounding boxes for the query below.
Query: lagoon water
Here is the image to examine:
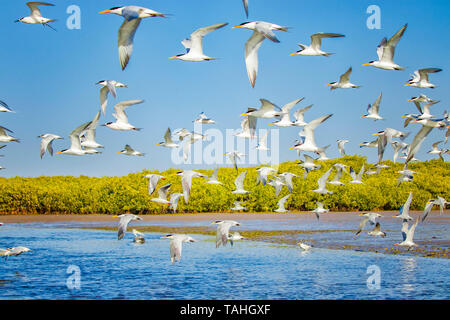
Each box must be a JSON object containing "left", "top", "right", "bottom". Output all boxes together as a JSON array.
[{"left": 0, "top": 222, "right": 448, "bottom": 300}]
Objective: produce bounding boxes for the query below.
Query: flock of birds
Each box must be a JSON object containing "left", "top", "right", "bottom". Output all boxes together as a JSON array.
[{"left": 0, "top": 2, "right": 449, "bottom": 263}]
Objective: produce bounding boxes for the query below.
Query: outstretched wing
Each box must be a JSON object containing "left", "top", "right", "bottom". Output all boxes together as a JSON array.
[
  {"left": 27, "top": 2, "right": 54, "bottom": 17},
  {"left": 187, "top": 23, "right": 228, "bottom": 56},
  {"left": 244, "top": 31, "right": 265, "bottom": 88},
  {"left": 118, "top": 18, "right": 142, "bottom": 70}
]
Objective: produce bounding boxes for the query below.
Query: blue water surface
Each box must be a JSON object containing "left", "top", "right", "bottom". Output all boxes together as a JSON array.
[{"left": 0, "top": 224, "right": 448, "bottom": 300}]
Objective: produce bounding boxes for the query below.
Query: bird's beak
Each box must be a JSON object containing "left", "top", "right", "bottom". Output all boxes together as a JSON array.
[
  {"left": 359, "top": 116, "right": 365, "bottom": 118},
  {"left": 324, "top": 84, "right": 332, "bottom": 87},
  {"left": 156, "top": 143, "right": 161, "bottom": 146},
  {"left": 289, "top": 146, "right": 296, "bottom": 149},
  {"left": 161, "top": 177, "right": 166, "bottom": 180},
  {"left": 99, "top": 9, "right": 112, "bottom": 13},
  {"left": 232, "top": 25, "right": 242, "bottom": 29},
  {"left": 372, "top": 132, "right": 381, "bottom": 136},
  {"left": 211, "top": 222, "right": 217, "bottom": 225},
  {"left": 268, "top": 123, "right": 274, "bottom": 125},
  {"left": 117, "top": 152, "right": 121, "bottom": 154},
  {"left": 289, "top": 52, "right": 298, "bottom": 56},
  {"left": 55, "top": 151, "right": 62, "bottom": 155},
  {"left": 393, "top": 243, "right": 399, "bottom": 246},
  {"left": 362, "top": 63, "right": 371, "bottom": 66},
  {"left": 358, "top": 214, "right": 364, "bottom": 216},
  {"left": 169, "top": 56, "right": 178, "bottom": 59},
  {"left": 404, "top": 83, "right": 411, "bottom": 87},
  {"left": 411, "top": 120, "right": 419, "bottom": 123},
  {"left": 112, "top": 215, "right": 118, "bottom": 218},
  {"left": 160, "top": 236, "right": 168, "bottom": 239},
  {"left": 240, "top": 113, "right": 249, "bottom": 116},
  {"left": 401, "top": 115, "right": 407, "bottom": 117},
  {"left": 407, "top": 99, "right": 413, "bottom": 101}
]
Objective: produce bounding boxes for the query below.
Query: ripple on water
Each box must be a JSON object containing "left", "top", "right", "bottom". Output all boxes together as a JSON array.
[{"left": 0, "top": 226, "right": 448, "bottom": 300}]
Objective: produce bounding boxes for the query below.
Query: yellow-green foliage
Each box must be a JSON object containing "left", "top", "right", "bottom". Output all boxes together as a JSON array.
[{"left": 0, "top": 156, "right": 448, "bottom": 215}]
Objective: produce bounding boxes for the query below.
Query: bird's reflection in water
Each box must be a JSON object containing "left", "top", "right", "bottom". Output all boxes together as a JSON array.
[{"left": 400, "top": 257, "right": 417, "bottom": 293}]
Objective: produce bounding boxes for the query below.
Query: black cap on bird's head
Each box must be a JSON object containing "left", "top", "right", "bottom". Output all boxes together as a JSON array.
[
  {"left": 99, "top": 7, "right": 124, "bottom": 14},
  {"left": 362, "top": 61, "right": 375, "bottom": 66},
  {"left": 232, "top": 22, "right": 250, "bottom": 28}
]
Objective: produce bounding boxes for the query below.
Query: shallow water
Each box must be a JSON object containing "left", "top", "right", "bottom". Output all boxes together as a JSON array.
[{"left": 0, "top": 222, "right": 448, "bottom": 300}]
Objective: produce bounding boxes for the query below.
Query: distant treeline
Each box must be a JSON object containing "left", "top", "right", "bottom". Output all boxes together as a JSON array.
[{"left": 0, "top": 156, "right": 448, "bottom": 215}]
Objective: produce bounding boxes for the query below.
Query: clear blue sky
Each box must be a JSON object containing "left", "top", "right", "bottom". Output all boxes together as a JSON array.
[{"left": 0, "top": 0, "right": 449, "bottom": 178}]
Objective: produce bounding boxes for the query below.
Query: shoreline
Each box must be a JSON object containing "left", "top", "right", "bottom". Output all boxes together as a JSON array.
[
  {"left": 0, "top": 210, "right": 448, "bottom": 223},
  {"left": 1, "top": 211, "right": 448, "bottom": 259}
]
